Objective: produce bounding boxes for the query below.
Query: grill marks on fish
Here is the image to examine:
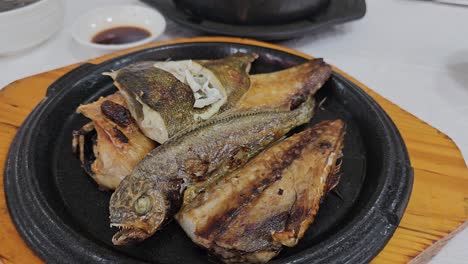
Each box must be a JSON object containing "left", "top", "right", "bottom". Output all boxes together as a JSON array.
[
  {"left": 112, "top": 127, "right": 129, "bottom": 143},
  {"left": 101, "top": 100, "right": 133, "bottom": 127},
  {"left": 74, "top": 57, "right": 331, "bottom": 189},
  {"left": 69, "top": 55, "right": 339, "bottom": 256},
  {"left": 176, "top": 120, "right": 346, "bottom": 263},
  {"left": 73, "top": 92, "right": 157, "bottom": 190},
  {"left": 134, "top": 101, "right": 314, "bottom": 183},
  {"left": 279, "top": 122, "right": 345, "bottom": 244},
  {"left": 194, "top": 134, "right": 316, "bottom": 240},
  {"left": 107, "top": 53, "right": 258, "bottom": 143},
  {"left": 109, "top": 100, "right": 315, "bottom": 244},
  {"left": 289, "top": 59, "right": 332, "bottom": 110},
  {"left": 181, "top": 122, "right": 323, "bottom": 242}
]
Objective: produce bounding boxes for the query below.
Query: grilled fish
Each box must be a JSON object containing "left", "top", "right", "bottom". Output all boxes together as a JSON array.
[
  {"left": 238, "top": 58, "right": 332, "bottom": 111},
  {"left": 109, "top": 99, "right": 315, "bottom": 245},
  {"left": 106, "top": 53, "right": 258, "bottom": 143},
  {"left": 197, "top": 52, "right": 257, "bottom": 109},
  {"left": 75, "top": 58, "right": 331, "bottom": 191},
  {"left": 72, "top": 92, "right": 157, "bottom": 190},
  {"left": 176, "top": 120, "right": 345, "bottom": 263}
]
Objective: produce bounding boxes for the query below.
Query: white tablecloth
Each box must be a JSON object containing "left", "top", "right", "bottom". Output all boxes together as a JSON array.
[{"left": 1, "top": 0, "right": 467, "bottom": 263}]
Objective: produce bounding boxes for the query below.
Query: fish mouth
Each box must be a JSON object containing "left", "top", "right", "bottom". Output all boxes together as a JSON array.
[{"left": 111, "top": 223, "right": 151, "bottom": 245}]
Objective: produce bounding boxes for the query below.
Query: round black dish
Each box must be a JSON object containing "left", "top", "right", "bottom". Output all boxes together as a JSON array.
[
  {"left": 5, "top": 41, "right": 412, "bottom": 264},
  {"left": 142, "top": 0, "right": 366, "bottom": 40}
]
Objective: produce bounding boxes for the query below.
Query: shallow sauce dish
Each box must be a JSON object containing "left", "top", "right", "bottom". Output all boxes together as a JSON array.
[
  {"left": 71, "top": 5, "right": 166, "bottom": 51},
  {"left": 5, "top": 41, "right": 412, "bottom": 263}
]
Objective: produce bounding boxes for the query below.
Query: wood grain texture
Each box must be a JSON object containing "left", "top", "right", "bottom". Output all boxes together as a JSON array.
[{"left": 0, "top": 37, "right": 467, "bottom": 264}]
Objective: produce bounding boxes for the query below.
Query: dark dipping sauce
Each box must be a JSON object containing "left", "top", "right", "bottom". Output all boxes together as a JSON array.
[{"left": 91, "top": 26, "right": 151, "bottom": 45}]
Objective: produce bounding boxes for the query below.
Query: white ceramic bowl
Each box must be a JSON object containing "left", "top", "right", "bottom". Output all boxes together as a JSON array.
[
  {"left": 71, "top": 5, "right": 166, "bottom": 51},
  {"left": 0, "top": 0, "right": 64, "bottom": 55}
]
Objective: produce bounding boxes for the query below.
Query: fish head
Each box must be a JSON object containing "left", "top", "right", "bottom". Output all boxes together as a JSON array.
[{"left": 109, "top": 176, "right": 167, "bottom": 245}]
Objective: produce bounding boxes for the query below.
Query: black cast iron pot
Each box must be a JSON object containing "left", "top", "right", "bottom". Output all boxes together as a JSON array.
[{"left": 173, "top": 0, "right": 329, "bottom": 25}]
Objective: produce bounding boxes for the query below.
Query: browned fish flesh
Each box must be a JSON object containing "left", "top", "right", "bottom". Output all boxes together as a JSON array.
[
  {"left": 176, "top": 120, "right": 345, "bottom": 263},
  {"left": 74, "top": 58, "right": 332, "bottom": 191},
  {"left": 108, "top": 99, "right": 315, "bottom": 245},
  {"left": 72, "top": 92, "right": 157, "bottom": 190},
  {"left": 237, "top": 59, "right": 332, "bottom": 111},
  {"left": 106, "top": 53, "right": 258, "bottom": 143}
]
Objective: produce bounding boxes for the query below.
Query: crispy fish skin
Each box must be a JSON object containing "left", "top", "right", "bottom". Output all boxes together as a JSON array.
[
  {"left": 73, "top": 92, "right": 157, "bottom": 190},
  {"left": 110, "top": 62, "right": 196, "bottom": 143},
  {"left": 198, "top": 53, "right": 258, "bottom": 110},
  {"left": 75, "top": 57, "right": 332, "bottom": 191},
  {"left": 176, "top": 120, "right": 345, "bottom": 263},
  {"left": 238, "top": 59, "right": 332, "bottom": 111},
  {"left": 108, "top": 53, "right": 257, "bottom": 144},
  {"left": 109, "top": 99, "right": 315, "bottom": 245}
]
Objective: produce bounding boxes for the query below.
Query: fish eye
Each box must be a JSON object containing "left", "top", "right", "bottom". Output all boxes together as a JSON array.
[{"left": 134, "top": 195, "right": 152, "bottom": 215}]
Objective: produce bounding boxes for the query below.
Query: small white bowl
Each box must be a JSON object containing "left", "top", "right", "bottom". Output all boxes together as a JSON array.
[
  {"left": 71, "top": 5, "right": 166, "bottom": 51},
  {"left": 0, "top": 0, "right": 64, "bottom": 55}
]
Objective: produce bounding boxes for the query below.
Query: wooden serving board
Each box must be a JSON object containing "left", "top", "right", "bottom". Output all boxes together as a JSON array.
[{"left": 1, "top": 37, "right": 467, "bottom": 264}]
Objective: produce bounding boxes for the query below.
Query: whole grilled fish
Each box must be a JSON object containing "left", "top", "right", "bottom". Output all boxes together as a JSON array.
[
  {"left": 109, "top": 99, "right": 315, "bottom": 245},
  {"left": 106, "top": 53, "right": 258, "bottom": 143},
  {"left": 176, "top": 120, "right": 345, "bottom": 263},
  {"left": 73, "top": 58, "right": 331, "bottom": 191}
]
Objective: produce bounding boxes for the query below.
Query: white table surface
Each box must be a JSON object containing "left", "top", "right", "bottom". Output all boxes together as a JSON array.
[{"left": 1, "top": 0, "right": 467, "bottom": 263}]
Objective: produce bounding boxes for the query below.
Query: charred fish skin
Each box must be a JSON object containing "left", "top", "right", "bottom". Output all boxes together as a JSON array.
[
  {"left": 74, "top": 58, "right": 332, "bottom": 190},
  {"left": 176, "top": 120, "right": 345, "bottom": 263},
  {"left": 73, "top": 92, "right": 157, "bottom": 190},
  {"left": 109, "top": 99, "right": 315, "bottom": 245}
]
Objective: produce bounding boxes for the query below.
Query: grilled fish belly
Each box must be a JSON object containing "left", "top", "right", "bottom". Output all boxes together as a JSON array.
[
  {"left": 109, "top": 99, "right": 315, "bottom": 245},
  {"left": 176, "top": 120, "right": 345, "bottom": 263}
]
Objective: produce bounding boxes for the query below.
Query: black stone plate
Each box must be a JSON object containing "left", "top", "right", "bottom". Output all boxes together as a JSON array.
[
  {"left": 5, "top": 41, "right": 412, "bottom": 264},
  {"left": 142, "top": 0, "right": 366, "bottom": 40}
]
